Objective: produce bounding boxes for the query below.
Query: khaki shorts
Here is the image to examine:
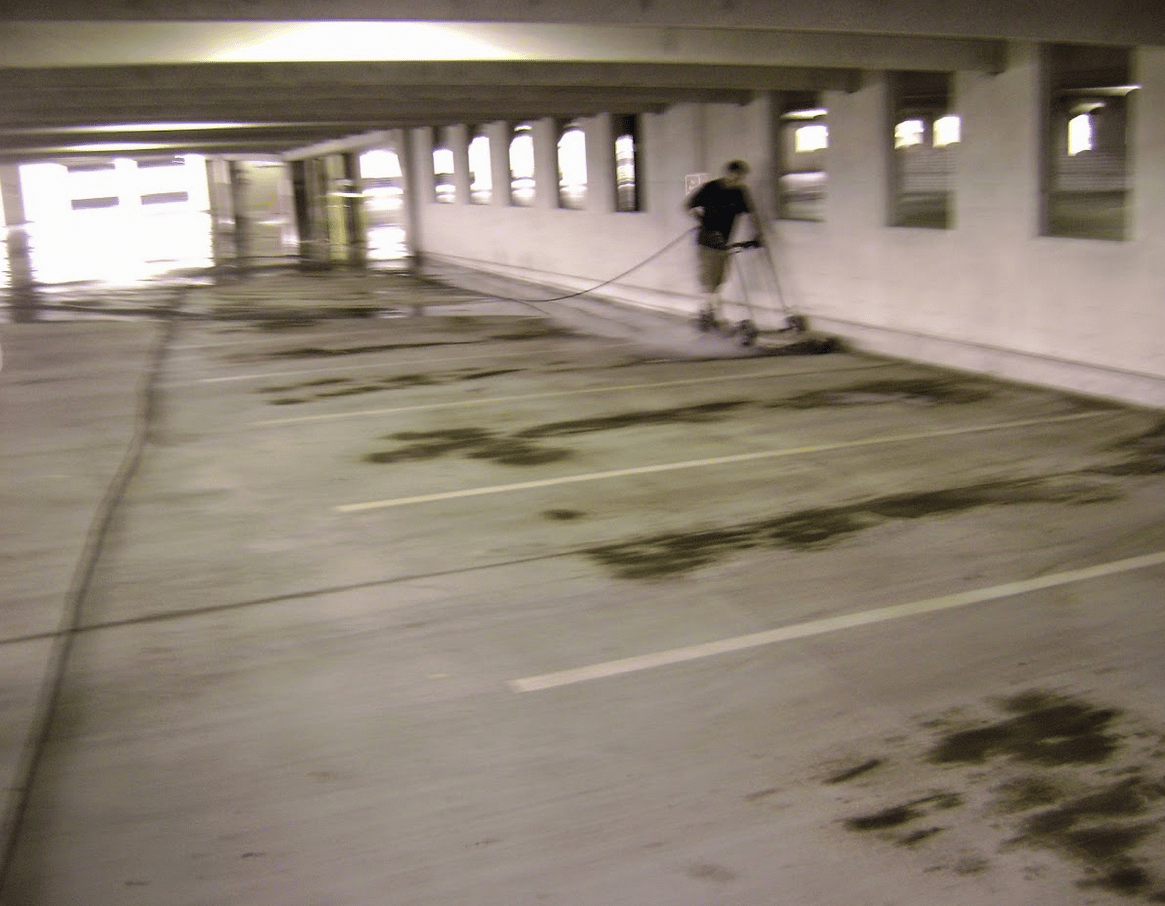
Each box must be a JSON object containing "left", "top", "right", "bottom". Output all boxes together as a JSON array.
[{"left": 697, "top": 244, "right": 730, "bottom": 293}]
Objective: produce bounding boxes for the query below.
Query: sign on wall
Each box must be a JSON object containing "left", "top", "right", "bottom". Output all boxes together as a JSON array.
[{"left": 684, "top": 173, "right": 707, "bottom": 195}]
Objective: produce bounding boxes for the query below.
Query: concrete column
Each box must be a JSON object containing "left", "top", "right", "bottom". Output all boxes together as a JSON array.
[
  {"left": 448, "top": 124, "right": 471, "bottom": 205},
  {"left": 954, "top": 42, "right": 1048, "bottom": 240},
  {"left": 0, "top": 163, "right": 38, "bottom": 321},
  {"left": 488, "top": 121, "right": 511, "bottom": 208},
  {"left": 584, "top": 113, "right": 615, "bottom": 214},
  {"left": 824, "top": 70, "right": 893, "bottom": 230},
  {"left": 322, "top": 154, "right": 349, "bottom": 264},
  {"left": 532, "top": 118, "right": 559, "bottom": 210},
  {"left": 342, "top": 152, "right": 367, "bottom": 267},
  {"left": 205, "top": 157, "right": 239, "bottom": 272},
  {"left": 404, "top": 128, "right": 431, "bottom": 263},
  {"left": 228, "top": 160, "right": 251, "bottom": 271},
  {"left": 1131, "top": 46, "right": 1165, "bottom": 247}
]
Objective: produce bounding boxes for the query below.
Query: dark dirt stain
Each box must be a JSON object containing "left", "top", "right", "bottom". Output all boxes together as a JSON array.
[
  {"left": 1014, "top": 787, "right": 1163, "bottom": 898},
  {"left": 516, "top": 401, "right": 751, "bottom": 439},
  {"left": 772, "top": 378, "right": 995, "bottom": 409},
  {"left": 543, "top": 509, "right": 585, "bottom": 521},
  {"left": 264, "top": 340, "right": 475, "bottom": 359},
  {"left": 364, "top": 428, "right": 570, "bottom": 467},
  {"left": 489, "top": 324, "right": 580, "bottom": 341},
  {"left": 825, "top": 758, "right": 884, "bottom": 784},
  {"left": 992, "top": 776, "right": 1067, "bottom": 813},
  {"left": 834, "top": 692, "right": 1165, "bottom": 901},
  {"left": 846, "top": 793, "right": 962, "bottom": 832},
  {"left": 456, "top": 368, "right": 523, "bottom": 381},
  {"left": 900, "top": 827, "right": 945, "bottom": 846},
  {"left": 1020, "top": 779, "right": 1161, "bottom": 837},
  {"left": 684, "top": 862, "right": 738, "bottom": 883},
  {"left": 929, "top": 693, "right": 1123, "bottom": 767},
  {"left": 586, "top": 477, "right": 1118, "bottom": 578},
  {"left": 1092, "top": 419, "right": 1165, "bottom": 476},
  {"left": 363, "top": 401, "right": 755, "bottom": 467}
]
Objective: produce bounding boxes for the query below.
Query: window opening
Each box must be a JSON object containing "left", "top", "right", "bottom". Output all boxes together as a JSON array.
[
  {"left": 359, "top": 148, "right": 406, "bottom": 263},
  {"left": 891, "top": 71, "right": 954, "bottom": 229},
  {"left": 1045, "top": 44, "right": 1134, "bottom": 241},
  {"left": 469, "top": 129, "right": 492, "bottom": 204},
  {"left": 509, "top": 122, "right": 535, "bottom": 206},
  {"left": 776, "top": 95, "right": 827, "bottom": 221},
  {"left": 557, "top": 120, "right": 587, "bottom": 209},
  {"left": 613, "top": 114, "right": 642, "bottom": 213},
  {"left": 432, "top": 140, "right": 455, "bottom": 204}
]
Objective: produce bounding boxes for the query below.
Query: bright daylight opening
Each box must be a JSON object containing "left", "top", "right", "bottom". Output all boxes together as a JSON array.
[
  {"left": 510, "top": 124, "right": 535, "bottom": 205},
  {"left": 17, "top": 156, "right": 212, "bottom": 286},
  {"left": 1068, "top": 113, "right": 1094, "bottom": 156},
  {"left": 557, "top": 124, "right": 587, "bottom": 209},
  {"left": 933, "top": 115, "right": 961, "bottom": 147},
  {"left": 358, "top": 148, "right": 406, "bottom": 262},
  {"left": 794, "top": 124, "right": 828, "bottom": 153},
  {"left": 895, "top": 119, "right": 925, "bottom": 148},
  {"left": 469, "top": 134, "right": 492, "bottom": 203}
]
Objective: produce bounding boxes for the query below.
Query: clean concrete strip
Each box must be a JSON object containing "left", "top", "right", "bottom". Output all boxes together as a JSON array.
[
  {"left": 509, "top": 549, "right": 1165, "bottom": 692},
  {"left": 259, "top": 362, "right": 896, "bottom": 426},
  {"left": 334, "top": 410, "right": 1111, "bottom": 513}
]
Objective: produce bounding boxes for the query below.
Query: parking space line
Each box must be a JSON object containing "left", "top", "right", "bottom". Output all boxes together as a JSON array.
[
  {"left": 508, "top": 549, "right": 1165, "bottom": 692},
  {"left": 256, "top": 362, "right": 896, "bottom": 426},
  {"left": 334, "top": 410, "right": 1112, "bottom": 513}
]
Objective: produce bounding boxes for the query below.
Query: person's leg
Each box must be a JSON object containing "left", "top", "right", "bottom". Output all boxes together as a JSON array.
[{"left": 698, "top": 246, "right": 729, "bottom": 324}]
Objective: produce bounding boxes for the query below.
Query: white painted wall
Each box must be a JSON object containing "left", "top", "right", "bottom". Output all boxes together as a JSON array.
[{"left": 412, "top": 42, "right": 1165, "bottom": 407}]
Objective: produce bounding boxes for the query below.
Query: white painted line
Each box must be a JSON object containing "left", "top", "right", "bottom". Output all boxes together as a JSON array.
[
  {"left": 256, "top": 362, "right": 895, "bottom": 426},
  {"left": 509, "top": 549, "right": 1165, "bottom": 692},
  {"left": 334, "top": 410, "right": 1111, "bottom": 513}
]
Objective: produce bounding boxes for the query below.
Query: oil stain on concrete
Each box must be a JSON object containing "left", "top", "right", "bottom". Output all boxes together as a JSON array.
[
  {"left": 261, "top": 368, "right": 522, "bottom": 404},
  {"left": 364, "top": 428, "right": 571, "bottom": 467},
  {"left": 362, "top": 401, "right": 754, "bottom": 467},
  {"left": 770, "top": 377, "right": 996, "bottom": 409},
  {"left": 586, "top": 477, "right": 1120, "bottom": 579},
  {"left": 1093, "top": 419, "right": 1165, "bottom": 476},
  {"left": 821, "top": 691, "right": 1165, "bottom": 901}
]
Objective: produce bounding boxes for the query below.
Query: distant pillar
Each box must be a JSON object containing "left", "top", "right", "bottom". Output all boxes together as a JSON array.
[
  {"left": 290, "top": 157, "right": 330, "bottom": 269},
  {"left": 205, "top": 157, "right": 239, "bottom": 274},
  {"left": 341, "top": 151, "right": 368, "bottom": 267},
  {"left": 0, "top": 163, "right": 39, "bottom": 321}
]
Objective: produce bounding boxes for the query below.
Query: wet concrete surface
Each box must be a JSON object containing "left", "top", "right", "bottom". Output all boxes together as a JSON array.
[{"left": 1, "top": 268, "right": 1164, "bottom": 905}]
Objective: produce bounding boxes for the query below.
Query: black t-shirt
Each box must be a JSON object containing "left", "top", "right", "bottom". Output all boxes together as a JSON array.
[{"left": 687, "top": 179, "right": 751, "bottom": 249}]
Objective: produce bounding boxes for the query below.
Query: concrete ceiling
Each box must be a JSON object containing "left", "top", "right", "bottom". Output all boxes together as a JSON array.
[{"left": 0, "top": 5, "right": 1153, "bottom": 164}]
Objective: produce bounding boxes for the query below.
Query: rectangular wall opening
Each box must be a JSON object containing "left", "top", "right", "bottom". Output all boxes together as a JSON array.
[
  {"left": 891, "top": 71, "right": 956, "bottom": 229},
  {"left": 776, "top": 93, "right": 827, "bottom": 222},
  {"left": 432, "top": 128, "right": 455, "bottom": 204},
  {"left": 613, "top": 114, "right": 643, "bottom": 213},
  {"left": 469, "top": 127, "right": 492, "bottom": 205},
  {"left": 509, "top": 122, "right": 535, "bottom": 207},
  {"left": 1045, "top": 44, "right": 1134, "bottom": 241},
  {"left": 557, "top": 119, "right": 587, "bottom": 210}
]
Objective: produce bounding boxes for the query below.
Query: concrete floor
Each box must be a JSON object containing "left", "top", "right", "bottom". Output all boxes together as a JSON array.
[{"left": 1, "top": 269, "right": 1164, "bottom": 905}]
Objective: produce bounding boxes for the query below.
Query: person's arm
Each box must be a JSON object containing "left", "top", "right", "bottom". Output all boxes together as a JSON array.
[
  {"left": 742, "top": 186, "right": 764, "bottom": 245},
  {"left": 685, "top": 184, "right": 707, "bottom": 225}
]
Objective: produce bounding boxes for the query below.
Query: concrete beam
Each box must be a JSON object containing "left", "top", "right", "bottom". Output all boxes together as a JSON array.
[
  {"left": 0, "top": 1, "right": 1161, "bottom": 46},
  {"left": 0, "top": 22, "right": 1005, "bottom": 73}
]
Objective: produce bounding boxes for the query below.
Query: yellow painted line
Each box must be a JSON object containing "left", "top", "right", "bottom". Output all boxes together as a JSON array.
[
  {"left": 257, "top": 362, "right": 895, "bottom": 426},
  {"left": 335, "top": 410, "right": 1111, "bottom": 513},
  {"left": 508, "top": 549, "right": 1165, "bottom": 692}
]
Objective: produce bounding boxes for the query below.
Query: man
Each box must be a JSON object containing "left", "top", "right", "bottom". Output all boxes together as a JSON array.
[{"left": 685, "top": 159, "right": 762, "bottom": 328}]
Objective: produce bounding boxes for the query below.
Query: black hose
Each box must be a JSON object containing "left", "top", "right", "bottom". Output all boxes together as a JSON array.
[{"left": 0, "top": 288, "right": 184, "bottom": 900}]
